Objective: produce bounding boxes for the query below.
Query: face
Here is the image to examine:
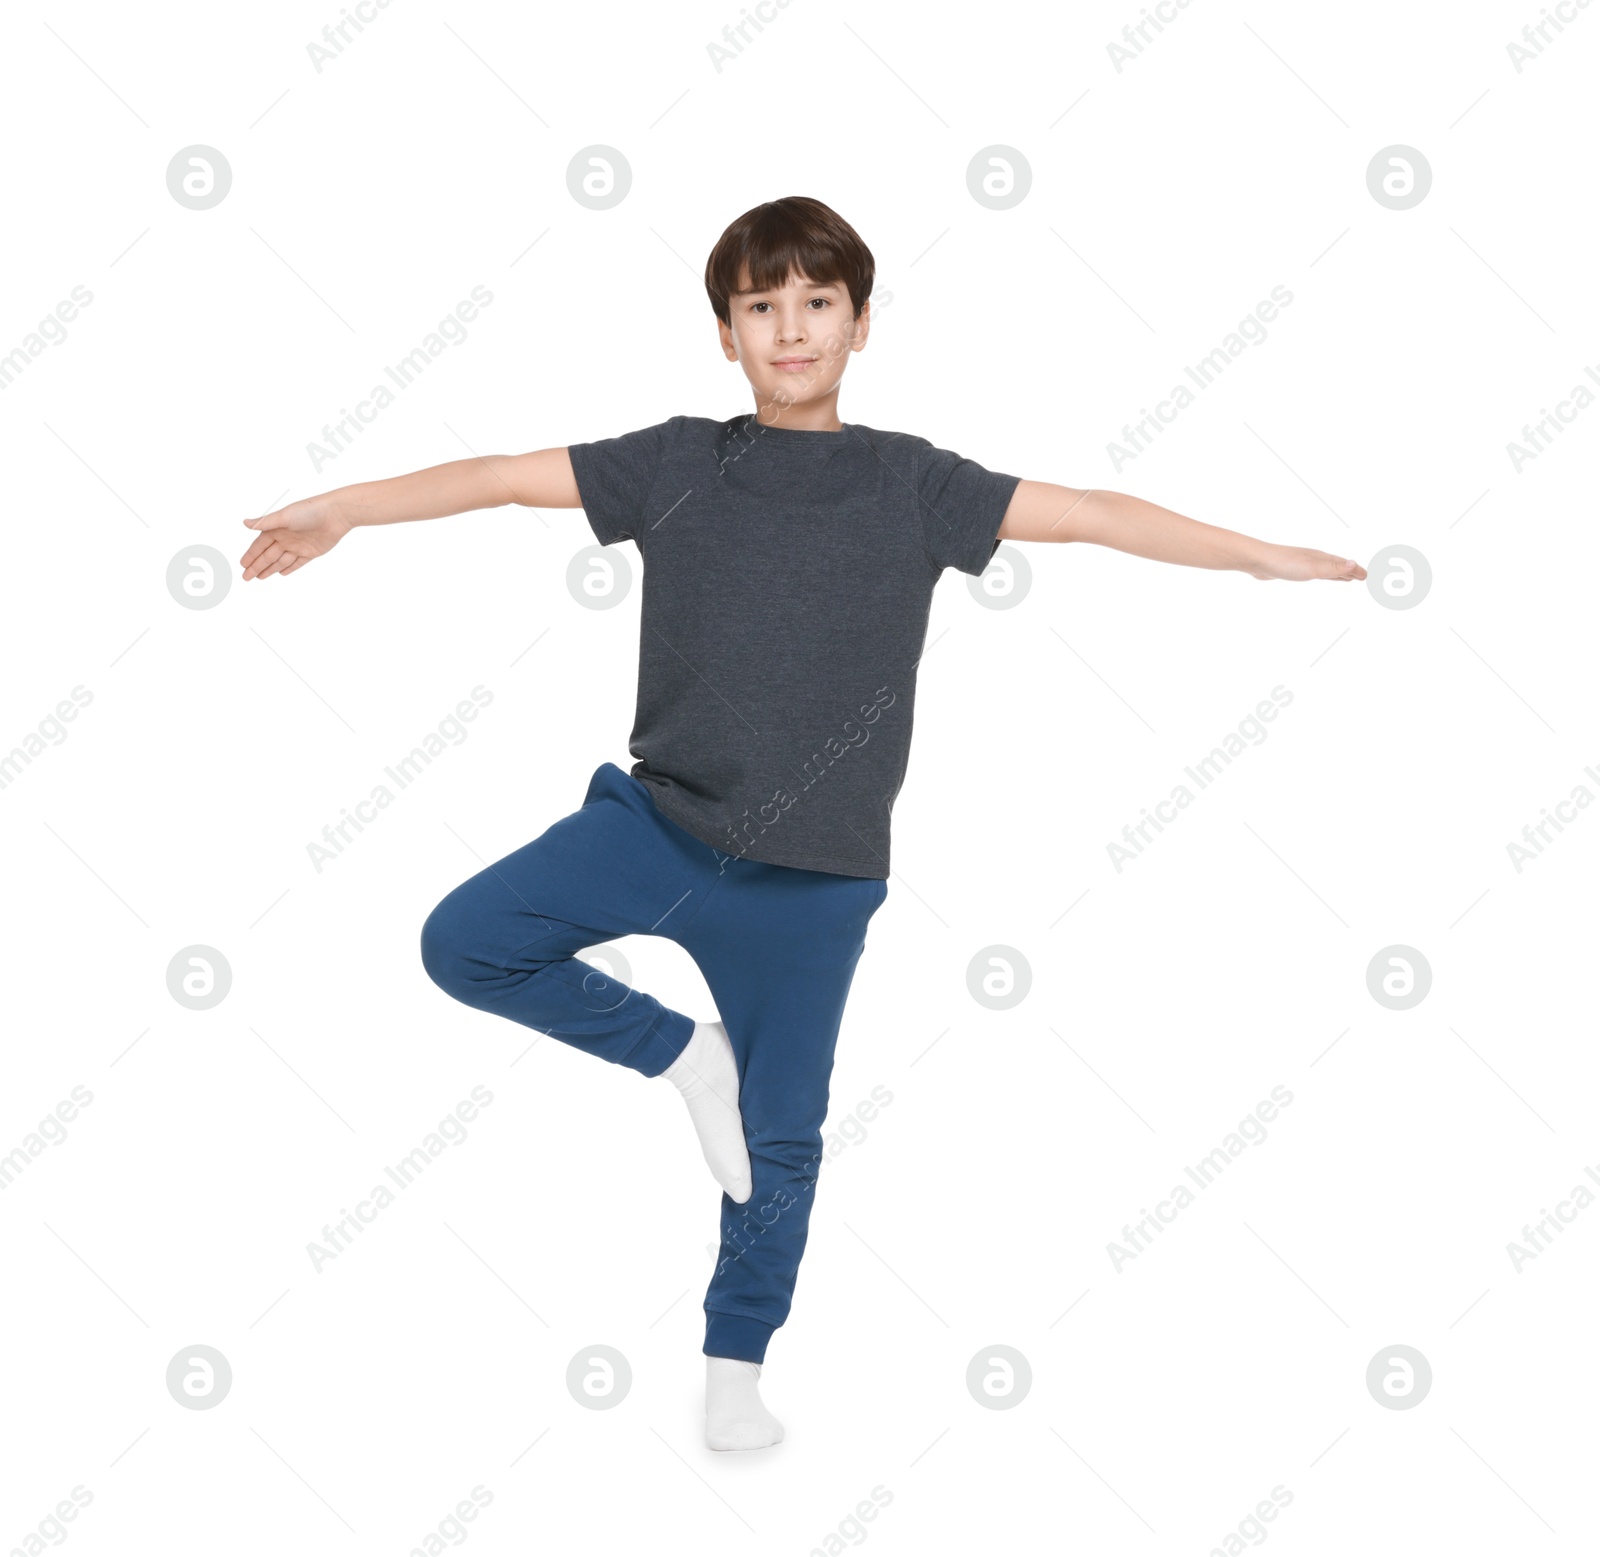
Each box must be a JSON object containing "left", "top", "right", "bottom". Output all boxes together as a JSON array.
[{"left": 718, "top": 263, "right": 870, "bottom": 415}]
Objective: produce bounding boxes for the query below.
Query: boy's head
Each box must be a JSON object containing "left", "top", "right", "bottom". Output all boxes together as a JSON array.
[{"left": 704, "top": 196, "right": 873, "bottom": 420}]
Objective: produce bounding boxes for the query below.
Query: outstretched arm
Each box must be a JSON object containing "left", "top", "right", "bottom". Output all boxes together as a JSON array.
[
  {"left": 238, "top": 447, "right": 583, "bottom": 581},
  {"left": 996, "top": 480, "right": 1365, "bottom": 583}
]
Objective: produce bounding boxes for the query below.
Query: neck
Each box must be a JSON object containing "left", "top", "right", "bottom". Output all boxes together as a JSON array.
[{"left": 749, "top": 390, "right": 844, "bottom": 433}]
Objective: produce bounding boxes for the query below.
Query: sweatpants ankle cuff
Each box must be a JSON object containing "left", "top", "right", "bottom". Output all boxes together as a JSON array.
[
  {"left": 623, "top": 1007, "right": 695, "bottom": 1078},
  {"left": 704, "top": 1313, "right": 776, "bottom": 1364}
]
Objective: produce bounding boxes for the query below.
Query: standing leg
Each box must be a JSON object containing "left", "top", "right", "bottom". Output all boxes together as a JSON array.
[{"left": 680, "top": 858, "right": 889, "bottom": 1448}]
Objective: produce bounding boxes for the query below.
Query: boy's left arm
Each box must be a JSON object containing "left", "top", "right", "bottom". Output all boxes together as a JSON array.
[{"left": 996, "top": 480, "right": 1365, "bottom": 582}]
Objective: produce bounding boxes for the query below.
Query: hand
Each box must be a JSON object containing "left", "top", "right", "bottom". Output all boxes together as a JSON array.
[
  {"left": 1245, "top": 544, "right": 1366, "bottom": 583},
  {"left": 239, "top": 498, "right": 351, "bottom": 580}
]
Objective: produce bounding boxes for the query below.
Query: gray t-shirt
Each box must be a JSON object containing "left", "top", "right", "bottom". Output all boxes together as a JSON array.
[{"left": 566, "top": 414, "right": 1021, "bottom": 879}]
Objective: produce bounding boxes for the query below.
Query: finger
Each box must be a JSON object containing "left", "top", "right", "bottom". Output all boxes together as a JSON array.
[
  {"left": 258, "top": 547, "right": 298, "bottom": 579},
  {"left": 244, "top": 509, "right": 295, "bottom": 532},
  {"left": 240, "top": 533, "right": 277, "bottom": 571},
  {"left": 244, "top": 541, "right": 285, "bottom": 580},
  {"left": 281, "top": 555, "right": 311, "bottom": 575}
]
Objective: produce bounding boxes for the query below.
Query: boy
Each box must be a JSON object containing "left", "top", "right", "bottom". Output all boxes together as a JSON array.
[{"left": 238, "top": 195, "right": 1364, "bottom": 1452}]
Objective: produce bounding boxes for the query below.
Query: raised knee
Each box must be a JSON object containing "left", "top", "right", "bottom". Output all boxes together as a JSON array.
[{"left": 419, "top": 894, "right": 478, "bottom": 996}]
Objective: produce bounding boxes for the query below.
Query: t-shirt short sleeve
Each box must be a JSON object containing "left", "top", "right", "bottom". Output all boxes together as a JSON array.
[
  {"left": 566, "top": 419, "right": 673, "bottom": 546},
  {"left": 915, "top": 441, "right": 1023, "bottom": 576}
]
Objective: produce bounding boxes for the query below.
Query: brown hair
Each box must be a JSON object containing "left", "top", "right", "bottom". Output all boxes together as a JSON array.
[{"left": 704, "top": 196, "right": 875, "bottom": 326}]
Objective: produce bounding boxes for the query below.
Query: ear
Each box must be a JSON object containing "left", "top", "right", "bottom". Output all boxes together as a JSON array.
[
  {"left": 848, "top": 299, "right": 871, "bottom": 352},
  {"left": 717, "top": 316, "right": 738, "bottom": 362}
]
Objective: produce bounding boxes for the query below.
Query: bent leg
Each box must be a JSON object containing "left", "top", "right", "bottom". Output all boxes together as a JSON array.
[{"left": 419, "top": 762, "right": 710, "bottom": 1075}]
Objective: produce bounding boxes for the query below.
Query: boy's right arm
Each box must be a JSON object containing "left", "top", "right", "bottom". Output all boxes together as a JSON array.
[{"left": 238, "top": 447, "right": 583, "bottom": 580}]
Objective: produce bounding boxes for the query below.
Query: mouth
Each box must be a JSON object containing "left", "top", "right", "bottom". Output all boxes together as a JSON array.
[{"left": 772, "top": 357, "right": 817, "bottom": 373}]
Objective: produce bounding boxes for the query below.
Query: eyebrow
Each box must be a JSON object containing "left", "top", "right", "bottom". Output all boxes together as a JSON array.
[{"left": 732, "top": 279, "right": 842, "bottom": 297}]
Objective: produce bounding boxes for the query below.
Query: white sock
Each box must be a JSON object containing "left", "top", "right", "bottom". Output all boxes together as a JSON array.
[
  {"left": 662, "top": 1019, "right": 752, "bottom": 1203},
  {"left": 705, "top": 1356, "right": 784, "bottom": 1452}
]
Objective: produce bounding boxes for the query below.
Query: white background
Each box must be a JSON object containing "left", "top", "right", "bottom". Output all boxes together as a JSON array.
[{"left": 3, "top": 1, "right": 1597, "bottom": 1552}]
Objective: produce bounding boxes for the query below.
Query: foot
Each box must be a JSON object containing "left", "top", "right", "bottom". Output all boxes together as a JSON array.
[
  {"left": 705, "top": 1356, "right": 784, "bottom": 1451},
  {"left": 662, "top": 1019, "right": 752, "bottom": 1203}
]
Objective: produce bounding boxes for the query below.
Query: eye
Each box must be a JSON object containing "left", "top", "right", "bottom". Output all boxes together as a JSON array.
[
  {"left": 807, "top": 297, "right": 831, "bottom": 309},
  {"left": 749, "top": 300, "right": 770, "bottom": 313}
]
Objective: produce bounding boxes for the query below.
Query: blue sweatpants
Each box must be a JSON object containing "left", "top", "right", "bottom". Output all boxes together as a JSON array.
[{"left": 418, "top": 761, "right": 888, "bottom": 1363}]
